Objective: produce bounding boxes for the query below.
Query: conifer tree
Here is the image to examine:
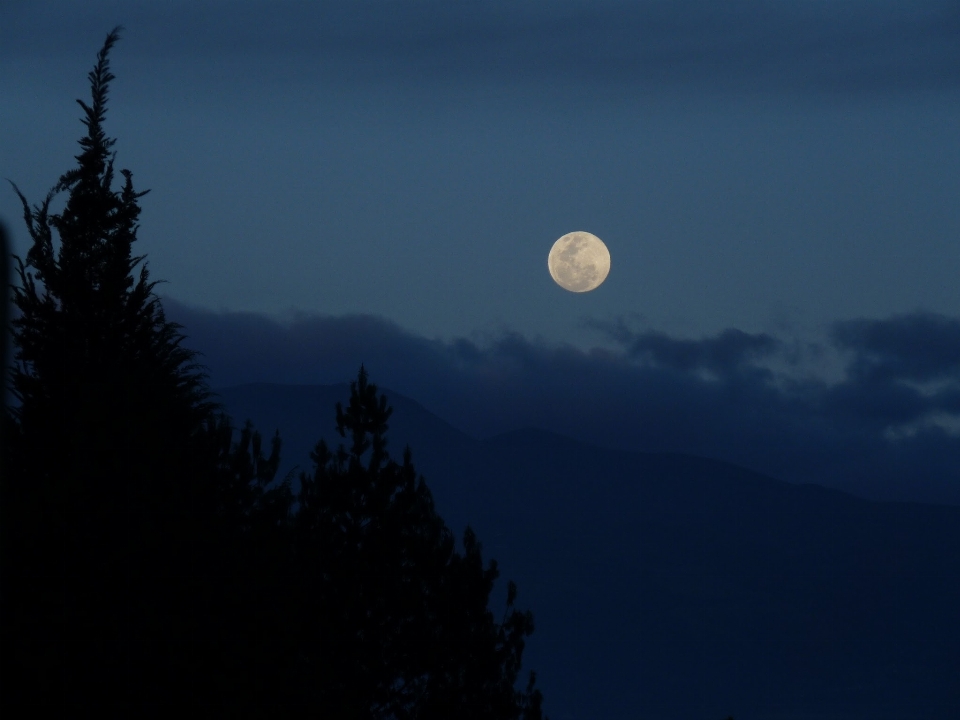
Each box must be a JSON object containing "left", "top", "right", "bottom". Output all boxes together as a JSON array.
[
  {"left": 1, "top": 222, "right": 8, "bottom": 484},
  {"left": 1, "top": 26, "right": 288, "bottom": 644},
  {"left": 293, "top": 366, "right": 548, "bottom": 719},
  {"left": 2, "top": 27, "right": 548, "bottom": 717}
]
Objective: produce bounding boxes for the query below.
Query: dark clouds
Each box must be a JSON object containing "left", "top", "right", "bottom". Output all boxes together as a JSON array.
[
  {"left": 5, "top": 1, "right": 960, "bottom": 93},
  {"left": 318, "top": 0, "right": 960, "bottom": 94},
  {"left": 601, "top": 322, "right": 780, "bottom": 377},
  {"left": 833, "top": 313, "right": 960, "bottom": 382},
  {"left": 160, "top": 297, "right": 960, "bottom": 506}
]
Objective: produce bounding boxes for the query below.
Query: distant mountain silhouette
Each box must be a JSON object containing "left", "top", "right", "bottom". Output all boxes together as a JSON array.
[{"left": 214, "top": 382, "right": 960, "bottom": 720}]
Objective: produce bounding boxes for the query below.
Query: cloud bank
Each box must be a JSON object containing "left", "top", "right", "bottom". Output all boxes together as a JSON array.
[{"left": 162, "top": 297, "right": 960, "bottom": 506}]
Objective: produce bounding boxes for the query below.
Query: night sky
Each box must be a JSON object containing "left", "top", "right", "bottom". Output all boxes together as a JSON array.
[{"left": 4, "top": 2, "right": 960, "bottom": 504}]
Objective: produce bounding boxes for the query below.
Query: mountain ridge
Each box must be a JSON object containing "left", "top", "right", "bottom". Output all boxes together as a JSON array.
[{"left": 210, "top": 380, "right": 960, "bottom": 719}]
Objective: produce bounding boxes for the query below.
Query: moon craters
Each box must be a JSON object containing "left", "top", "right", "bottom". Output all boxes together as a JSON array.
[{"left": 548, "top": 231, "right": 611, "bottom": 292}]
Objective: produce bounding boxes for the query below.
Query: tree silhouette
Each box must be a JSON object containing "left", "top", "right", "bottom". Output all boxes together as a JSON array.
[
  {"left": 292, "top": 366, "right": 547, "bottom": 719},
  {"left": 0, "top": 26, "right": 290, "bottom": 646},
  {"left": 1, "top": 222, "right": 7, "bottom": 491},
  {"left": 2, "top": 27, "right": 547, "bottom": 716}
]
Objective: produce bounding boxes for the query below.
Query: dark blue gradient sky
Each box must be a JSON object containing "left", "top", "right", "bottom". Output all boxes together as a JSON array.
[{"left": 4, "top": 1, "right": 960, "bottom": 504}]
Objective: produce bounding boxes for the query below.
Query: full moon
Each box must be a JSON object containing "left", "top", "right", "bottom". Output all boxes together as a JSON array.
[{"left": 547, "top": 231, "right": 611, "bottom": 292}]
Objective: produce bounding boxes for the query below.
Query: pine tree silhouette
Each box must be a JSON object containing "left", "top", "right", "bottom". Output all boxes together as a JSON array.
[{"left": 292, "top": 366, "right": 548, "bottom": 719}]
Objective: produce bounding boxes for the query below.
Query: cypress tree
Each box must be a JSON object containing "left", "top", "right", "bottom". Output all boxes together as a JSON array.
[{"left": 1, "top": 26, "right": 258, "bottom": 643}]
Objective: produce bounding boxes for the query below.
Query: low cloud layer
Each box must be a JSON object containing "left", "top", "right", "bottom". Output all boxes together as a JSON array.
[{"left": 161, "top": 297, "right": 960, "bottom": 506}]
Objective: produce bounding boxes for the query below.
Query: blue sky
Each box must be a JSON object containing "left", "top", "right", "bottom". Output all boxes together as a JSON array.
[
  {"left": 5, "top": 1, "right": 960, "bottom": 344},
  {"left": 4, "top": 1, "right": 960, "bottom": 504}
]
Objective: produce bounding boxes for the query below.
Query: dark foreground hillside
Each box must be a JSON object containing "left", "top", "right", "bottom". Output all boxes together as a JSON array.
[{"left": 216, "top": 383, "right": 960, "bottom": 719}]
